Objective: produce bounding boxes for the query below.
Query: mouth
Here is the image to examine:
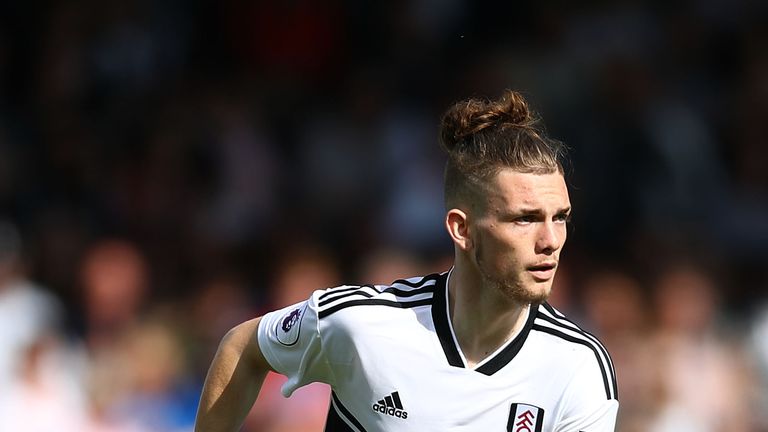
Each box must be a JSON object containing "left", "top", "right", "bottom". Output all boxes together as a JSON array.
[{"left": 527, "top": 262, "right": 557, "bottom": 281}]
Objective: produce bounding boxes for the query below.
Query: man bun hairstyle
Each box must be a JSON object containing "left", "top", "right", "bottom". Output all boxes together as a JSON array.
[{"left": 440, "top": 90, "right": 566, "bottom": 209}]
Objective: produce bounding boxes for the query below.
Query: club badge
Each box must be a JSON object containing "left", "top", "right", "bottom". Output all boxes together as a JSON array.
[{"left": 508, "top": 403, "right": 544, "bottom": 432}]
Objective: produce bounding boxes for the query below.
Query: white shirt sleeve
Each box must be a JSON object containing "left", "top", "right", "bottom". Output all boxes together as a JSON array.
[
  {"left": 257, "top": 293, "right": 335, "bottom": 397},
  {"left": 555, "top": 354, "right": 619, "bottom": 431}
]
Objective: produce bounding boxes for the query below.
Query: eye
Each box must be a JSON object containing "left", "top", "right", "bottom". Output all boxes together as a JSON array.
[
  {"left": 514, "top": 215, "right": 536, "bottom": 225},
  {"left": 554, "top": 212, "right": 571, "bottom": 223}
]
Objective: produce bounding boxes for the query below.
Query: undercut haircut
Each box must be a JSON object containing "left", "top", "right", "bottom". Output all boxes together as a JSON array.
[{"left": 439, "top": 90, "right": 567, "bottom": 210}]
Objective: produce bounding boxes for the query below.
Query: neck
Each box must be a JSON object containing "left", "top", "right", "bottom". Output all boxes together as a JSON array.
[{"left": 447, "top": 264, "right": 530, "bottom": 368}]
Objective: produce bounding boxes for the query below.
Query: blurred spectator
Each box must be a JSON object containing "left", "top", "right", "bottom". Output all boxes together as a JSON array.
[
  {"left": 78, "top": 239, "right": 155, "bottom": 431},
  {"left": 0, "top": 220, "right": 88, "bottom": 431},
  {"left": 647, "top": 265, "right": 752, "bottom": 432},
  {"left": 197, "top": 91, "right": 281, "bottom": 245},
  {"left": 187, "top": 273, "right": 256, "bottom": 378},
  {"left": 79, "top": 239, "right": 149, "bottom": 349},
  {"left": 100, "top": 313, "right": 198, "bottom": 431},
  {"left": 0, "top": 221, "right": 60, "bottom": 386},
  {"left": 355, "top": 247, "right": 425, "bottom": 286},
  {"left": 750, "top": 302, "right": 768, "bottom": 429},
  {"left": 580, "top": 270, "right": 656, "bottom": 432}
]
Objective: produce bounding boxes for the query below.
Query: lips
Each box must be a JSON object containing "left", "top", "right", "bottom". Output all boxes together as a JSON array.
[{"left": 527, "top": 262, "right": 557, "bottom": 281}]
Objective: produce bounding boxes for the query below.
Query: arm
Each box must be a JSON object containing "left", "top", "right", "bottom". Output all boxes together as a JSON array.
[{"left": 195, "top": 317, "right": 272, "bottom": 432}]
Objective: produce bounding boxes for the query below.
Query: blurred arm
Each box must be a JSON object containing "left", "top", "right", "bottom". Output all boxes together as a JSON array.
[{"left": 195, "top": 317, "right": 272, "bottom": 432}]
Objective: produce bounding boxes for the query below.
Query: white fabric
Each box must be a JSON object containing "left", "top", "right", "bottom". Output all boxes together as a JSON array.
[{"left": 258, "top": 272, "right": 618, "bottom": 431}]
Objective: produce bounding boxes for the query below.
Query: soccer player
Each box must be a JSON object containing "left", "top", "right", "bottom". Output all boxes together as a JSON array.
[{"left": 195, "top": 90, "right": 619, "bottom": 431}]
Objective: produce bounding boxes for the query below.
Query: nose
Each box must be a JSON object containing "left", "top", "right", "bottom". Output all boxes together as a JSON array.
[{"left": 535, "top": 221, "right": 563, "bottom": 255}]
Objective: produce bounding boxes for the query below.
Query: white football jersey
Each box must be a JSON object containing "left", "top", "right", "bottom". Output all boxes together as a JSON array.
[{"left": 257, "top": 270, "right": 618, "bottom": 431}]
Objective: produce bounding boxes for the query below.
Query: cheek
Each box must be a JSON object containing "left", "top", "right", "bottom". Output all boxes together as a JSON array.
[
  {"left": 484, "top": 229, "right": 527, "bottom": 267},
  {"left": 559, "top": 224, "right": 568, "bottom": 241}
]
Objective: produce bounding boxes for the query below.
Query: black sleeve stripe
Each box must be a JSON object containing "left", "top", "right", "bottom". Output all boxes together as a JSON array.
[
  {"left": 319, "top": 287, "right": 377, "bottom": 307},
  {"left": 532, "top": 323, "right": 617, "bottom": 400},
  {"left": 536, "top": 313, "right": 618, "bottom": 399},
  {"left": 318, "top": 298, "right": 433, "bottom": 319},
  {"left": 380, "top": 285, "right": 435, "bottom": 297},
  {"left": 538, "top": 306, "right": 618, "bottom": 398},
  {"left": 318, "top": 273, "right": 441, "bottom": 303},
  {"left": 537, "top": 311, "right": 616, "bottom": 381},
  {"left": 319, "top": 285, "right": 368, "bottom": 301},
  {"left": 391, "top": 273, "right": 441, "bottom": 288},
  {"left": 540, "top": 304, "right": 617, "bottom": 385},
  {"left": 319, "top": 284, "right": 436, "bottom": 308},
  {"left": 326, "top": 392, "right": 367, "bottom": 432},
  {"left": 542, "top": 302, "right": 567, "bottom": 319}
]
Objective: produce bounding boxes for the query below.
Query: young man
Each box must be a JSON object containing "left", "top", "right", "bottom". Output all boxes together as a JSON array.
[{"left": 195, "top": 90, "right": 618, "bottom": 431}]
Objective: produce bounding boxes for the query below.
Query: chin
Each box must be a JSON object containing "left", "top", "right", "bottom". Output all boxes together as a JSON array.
[
  {"left": 499, "top": 281, "right": 551, "bottom": 305},
  {"left": 520, "top": 288, "right": 551, "bottom": 305}
]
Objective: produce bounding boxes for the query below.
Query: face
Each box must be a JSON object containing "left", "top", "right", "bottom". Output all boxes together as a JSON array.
[{"left": 469, "top": 169, "right": 571, "bottom": 304}]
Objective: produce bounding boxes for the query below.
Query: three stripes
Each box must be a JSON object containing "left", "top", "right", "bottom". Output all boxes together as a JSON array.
[{"left": 375, "top": 391, "right": 404, "bottom": 410}]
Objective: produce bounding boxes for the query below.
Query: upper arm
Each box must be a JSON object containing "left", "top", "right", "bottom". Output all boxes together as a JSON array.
[
  {"left": 194, "top": 316, "right": 273, "bottom": 432},
  {"left": 227, "top": 316, "right": 274, "bottom": 373},
  {"left": 201, "top": 316, "right": 274, "bottom": 403}
]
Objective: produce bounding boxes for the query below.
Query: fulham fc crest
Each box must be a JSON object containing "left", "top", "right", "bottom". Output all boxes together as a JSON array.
[
  {"left": 275, "top": 304, "right": 306, "bottom": 346},
  {"left": 507, "top": 403, "right": 544, "bottom": 432}
]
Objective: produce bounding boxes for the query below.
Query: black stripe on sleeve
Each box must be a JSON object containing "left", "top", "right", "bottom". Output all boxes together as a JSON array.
[
  {"left": 541, "top": 302, "right": 567, "bottom": 319},
  {"left": 325, "top": 392, "right": 367, "bottom": 432},
  {"left": 319, "top": 285, "right": 360, "bottom": 300},
  {"left": 538, "top": 305, "right": 618, "bottom": 399},
  {"left": 319, "top": 287, "right": 376, "bottom": 307},
  {"left": 318, "top": 284, "right": 435, "bottom": 308},
  {"left": 531, "top": 324, "right": 615, "bottom": 400},
  {"left": 381, "top": 285, "right": 435, "bottom": 298},
  {"left": 390, "top": 273, "right": 441, "bottom": 288},
  {"left": 318, "top": 298, "right": 433, "bottom": 319},
  {"left": 319, "top": 285, "right": 373, "bottom": 302},
  {"left": 319, "top": 273, "right": 440, "bottom": 302}
]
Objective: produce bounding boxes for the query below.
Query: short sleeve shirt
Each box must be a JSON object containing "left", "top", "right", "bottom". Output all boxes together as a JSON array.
[{"left": 258, "top": 271, "right": 618, "bottom": 431}]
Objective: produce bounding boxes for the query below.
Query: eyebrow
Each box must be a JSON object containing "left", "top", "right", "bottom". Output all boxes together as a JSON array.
[
  {"left": 495, "top": 207, "right": 571, "bottom": 223},
  {"left": 512, "top": 206, "right": 572, "bottom": 215}
]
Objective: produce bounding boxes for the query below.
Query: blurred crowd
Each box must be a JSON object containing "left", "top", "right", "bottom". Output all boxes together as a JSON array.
[{"left": 1, "top": 0, "right": 767, "bottom": 431}]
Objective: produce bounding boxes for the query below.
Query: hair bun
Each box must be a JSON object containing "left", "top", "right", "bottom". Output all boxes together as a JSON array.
[
  {"left": 440, "top": 90, "right": 534, "bottom": 153},
  {"left": 497, "top": 90, "right": 533, "bottom": 125}
]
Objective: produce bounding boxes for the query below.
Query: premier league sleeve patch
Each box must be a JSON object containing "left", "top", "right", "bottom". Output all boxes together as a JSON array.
[
  {"left": 508, "top": 403, "right": 544, "bottom": 432},
  {"left": 275, "top": 303, "right": 307, "bottom": 346}
]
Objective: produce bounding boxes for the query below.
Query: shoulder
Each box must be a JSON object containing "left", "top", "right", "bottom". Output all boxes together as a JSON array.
[
  {"left": 530, "top": 302, "right": 618, "bottom": 401},
  {"left": 313, "top": 273, "right": 443, "bottom": 320}
]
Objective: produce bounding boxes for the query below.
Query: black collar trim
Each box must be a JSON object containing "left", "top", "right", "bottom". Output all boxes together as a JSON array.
[
  {"left": 431, "top": 271, "right": 464, "bottom": 368},
  {"left": 431, "top": 271, "right": 538, "bottom": 375}
]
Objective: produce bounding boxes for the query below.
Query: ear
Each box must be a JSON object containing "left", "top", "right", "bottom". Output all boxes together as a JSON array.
[{"left": 445, "top": 208, "right": 472, "bottom": 251}]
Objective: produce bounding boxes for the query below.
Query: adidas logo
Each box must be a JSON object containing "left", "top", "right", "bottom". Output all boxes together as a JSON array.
[{"left": 372, "top": 391, "right": 408, "bottom": 419}]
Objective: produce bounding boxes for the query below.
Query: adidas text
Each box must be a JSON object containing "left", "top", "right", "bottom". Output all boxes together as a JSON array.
[
  {"left": 372, "top": 403, "right": 408, "bottom": 419},
  {"left": 372, "top": 391, "right": 408, "bottom": 419}
]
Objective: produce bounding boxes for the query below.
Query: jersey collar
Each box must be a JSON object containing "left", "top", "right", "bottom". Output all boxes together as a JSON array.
[{"left": 431, "top": 269, "right": 538, "bottom": 376}]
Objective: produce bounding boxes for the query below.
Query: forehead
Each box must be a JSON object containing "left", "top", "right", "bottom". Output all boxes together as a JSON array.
[{"left": 485, "top": 169, "right": 570, "bottom": 211}]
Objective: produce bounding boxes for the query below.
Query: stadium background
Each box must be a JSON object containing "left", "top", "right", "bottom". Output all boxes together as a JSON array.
[{"left": 0, "top": 0, "right": 767, "bottom": 430}]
